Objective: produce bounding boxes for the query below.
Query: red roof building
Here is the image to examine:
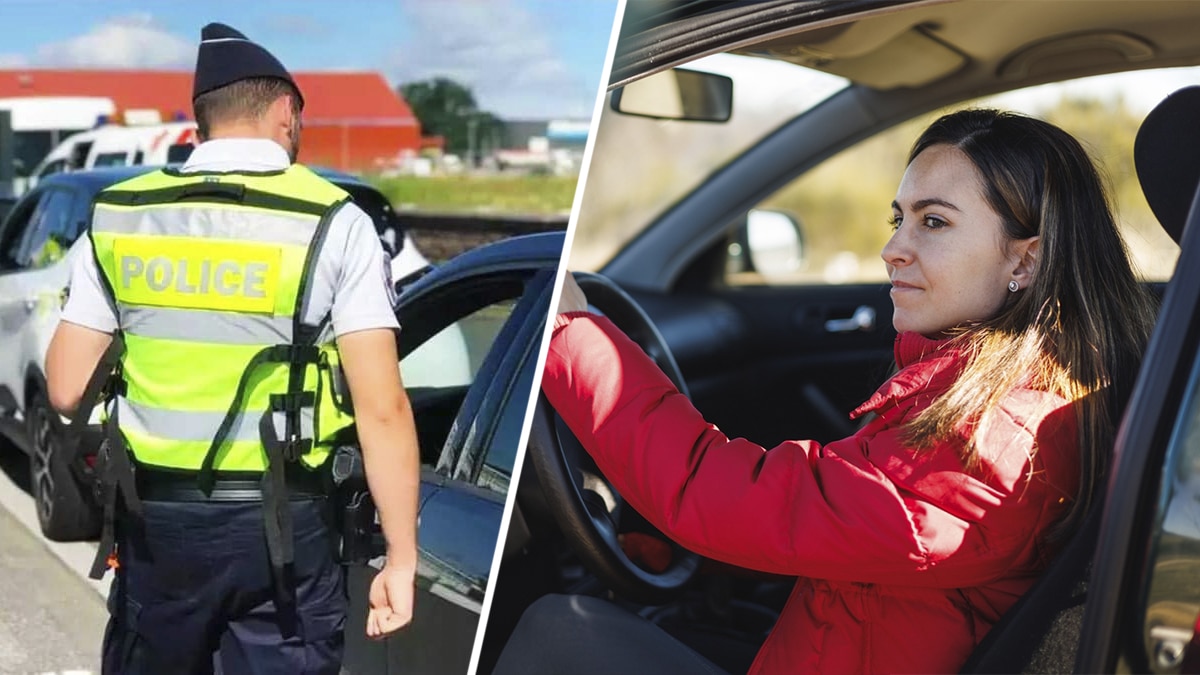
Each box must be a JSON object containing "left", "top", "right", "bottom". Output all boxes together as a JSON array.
[{"left": 0, "top": 69, "right": 422, "bottom": 172}]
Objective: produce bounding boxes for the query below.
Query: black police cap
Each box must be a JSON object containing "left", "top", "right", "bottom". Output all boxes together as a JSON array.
[{"left": 192, "top": 22, "right": 303, "bottom": 107}]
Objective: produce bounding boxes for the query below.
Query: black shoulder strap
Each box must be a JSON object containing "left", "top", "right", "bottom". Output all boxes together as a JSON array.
[
  {"left": 67, "top": 334, "right": 125, "bottom": 462},
  {"left": 196, "top": 193, "right": 348, "bottom": 493}
]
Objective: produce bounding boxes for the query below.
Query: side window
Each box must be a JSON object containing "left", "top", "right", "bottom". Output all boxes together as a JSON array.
[
  {"left": 1140, "top": 354, "right": 1200, "bottom": 672},
  {"left": 399, "top": 275, "right": 528, "bottom": 474},
  {"left": 69, "top": 141, "right": 93, "bottom": 170},
  {"left": 402, "top": 297, "right": 518, "bottom": 390},
  {"left": 400, "top": 269, "right": 550, "bottom": 492},
  {"left": 725, "top": 122, "right": 911, "bottom": 286},
  {"left": 92, "top": 152, "right": 128, "bottom": 168},
  {"left": 37, "top": 159, "right": 67, "bottom": 179},
  {"left": 16, "top": 188, "right": 78, "bottom": 269},
  {"left": 727, "top": 73, "right": 1181, "bottom": 287},
  {"left": 478, "top": 351, "right": 536, "bottom": 492},
  {"left": 0, "top": 190, "right": 48, "bottom": 271}
]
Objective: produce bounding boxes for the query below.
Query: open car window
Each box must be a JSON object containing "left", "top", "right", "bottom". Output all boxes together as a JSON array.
[{"left": 399, "top": 267, "right": 552, "bottom": 486}]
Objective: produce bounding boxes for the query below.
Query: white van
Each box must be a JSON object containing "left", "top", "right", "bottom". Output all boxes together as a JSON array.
[
  {"left": 30, "top": 121, "right": 198, "bottom": 184},
  {"left": 0, "top": 96, "right": 115, "bottom": 188}
]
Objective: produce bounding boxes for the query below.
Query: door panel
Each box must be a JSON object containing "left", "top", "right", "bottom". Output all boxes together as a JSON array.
[
  {"left": 630, "top": 283, "right": 896, "bottom": 448},
  {"left": 0, "top": 189, "right": 48, "bottom": 413},
  {"left": 347, "top": 478, "right": 502, "bottom": 675}
]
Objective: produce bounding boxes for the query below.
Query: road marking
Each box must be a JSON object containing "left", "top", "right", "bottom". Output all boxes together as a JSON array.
[{"left": 0, "top": 464, "right": 110, "bottom": 600}]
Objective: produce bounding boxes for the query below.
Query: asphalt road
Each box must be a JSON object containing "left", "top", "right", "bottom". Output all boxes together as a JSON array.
[{"left": 0, "top": 443, "right": 107, "bottom": 675}]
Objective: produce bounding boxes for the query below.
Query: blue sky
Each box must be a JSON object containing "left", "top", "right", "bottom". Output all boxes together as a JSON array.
[{"left": 0, "top": 0, "right": 619, "bottom": 119}]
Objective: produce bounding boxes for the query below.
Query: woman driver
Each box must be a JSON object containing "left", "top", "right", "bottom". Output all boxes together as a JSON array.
[{"left": 496, "top": 109, "right": 1158, "bottom": 674}]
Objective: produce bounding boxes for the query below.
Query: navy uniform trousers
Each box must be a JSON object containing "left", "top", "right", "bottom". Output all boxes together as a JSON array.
[{"left": 102, "top": 498, "right": 346, "bottom": 675}]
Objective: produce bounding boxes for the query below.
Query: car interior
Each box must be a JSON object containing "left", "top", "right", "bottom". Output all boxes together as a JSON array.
[{"left": 478, "top": 2, "right": 1197, "bottom": 674}]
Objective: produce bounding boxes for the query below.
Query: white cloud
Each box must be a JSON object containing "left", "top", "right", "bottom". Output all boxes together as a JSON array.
[
  {"left": 261, "top": 14, "right": 331, "bottom": 39},
  {"left": 389, "top": 0, "right": 593, "bottom": 119},
  {"left": 0, "top": 53, "right": 28, "bottom": 68},
  {"left": 35, "top": 14, "right": 194, "bottom": 69}
]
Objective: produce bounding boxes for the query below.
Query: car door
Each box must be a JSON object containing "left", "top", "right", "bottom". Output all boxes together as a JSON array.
[
  {"left": 341, "top": 261, "right": 554, "bottom": 675},
  {"left": 0, "top": 187, "right": 52, "bottom": 414}
]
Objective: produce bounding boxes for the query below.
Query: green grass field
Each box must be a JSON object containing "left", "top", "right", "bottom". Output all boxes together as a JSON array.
[{"left": 367, "top": 174, "right": 580, "bottom": 215}]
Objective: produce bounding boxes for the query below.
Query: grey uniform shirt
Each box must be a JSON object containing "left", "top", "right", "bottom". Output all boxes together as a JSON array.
[{"left": 61, "top": 138, "right": 400, "bottom": 337}]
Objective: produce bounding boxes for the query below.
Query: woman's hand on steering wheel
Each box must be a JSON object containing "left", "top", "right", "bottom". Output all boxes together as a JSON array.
[
  {"left": 530, "top": 272, "right": 701, "bottom": 605},
  {"left": 557, "top": 271, "right": 590, "bottom": 314}
]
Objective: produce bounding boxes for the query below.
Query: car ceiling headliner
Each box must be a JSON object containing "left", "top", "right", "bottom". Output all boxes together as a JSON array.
[{"left": 616, "top": 0, "right": 1200, "bottom": 94}]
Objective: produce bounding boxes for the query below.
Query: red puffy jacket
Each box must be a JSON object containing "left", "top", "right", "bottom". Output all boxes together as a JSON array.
[{"left": 542, "top": 312, "right": 1080, "bottom": 674}]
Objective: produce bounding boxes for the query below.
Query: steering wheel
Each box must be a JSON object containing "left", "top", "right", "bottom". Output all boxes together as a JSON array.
[{"left": 527, "top": 272, "right": 701, "bottom": 604}]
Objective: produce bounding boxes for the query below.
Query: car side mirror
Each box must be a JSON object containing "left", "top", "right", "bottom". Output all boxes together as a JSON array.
[
  {"left": 610, "top": 67, "right": 733, "bottom": 123},
  {"left": 728, "top": 209, "right": 806, "bottom": 279}
]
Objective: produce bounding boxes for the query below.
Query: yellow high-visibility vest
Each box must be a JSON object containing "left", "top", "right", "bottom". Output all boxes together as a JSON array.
[{"left": 89, "top": 165, "right": 357, "bottom": 475}]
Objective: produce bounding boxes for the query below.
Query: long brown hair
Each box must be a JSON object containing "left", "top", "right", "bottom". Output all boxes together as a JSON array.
[{"left": 902, "top": 109, "right": 1157, "bottom": 536}]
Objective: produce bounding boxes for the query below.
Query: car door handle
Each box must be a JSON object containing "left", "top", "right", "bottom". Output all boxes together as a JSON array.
[{"left": 824, "top": 305, "right": 876, "bottom": 333}]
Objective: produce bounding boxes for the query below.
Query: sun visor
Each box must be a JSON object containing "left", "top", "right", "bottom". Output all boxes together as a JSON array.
[{"left": 749, "top": 24, "right": 965, "bottom": 90}]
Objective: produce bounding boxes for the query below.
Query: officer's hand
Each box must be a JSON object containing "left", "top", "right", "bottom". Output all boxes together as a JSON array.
[
  {"left": 557, "top": 272, "right": 589, "bottom": 315},
  {"left": 367, "top": 562, "right": 415, "bottom": 640}
]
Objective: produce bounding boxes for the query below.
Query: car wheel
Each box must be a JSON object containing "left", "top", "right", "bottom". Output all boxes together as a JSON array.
[{"left": 27, "top": 389, "right": 101, "bottom": 542}]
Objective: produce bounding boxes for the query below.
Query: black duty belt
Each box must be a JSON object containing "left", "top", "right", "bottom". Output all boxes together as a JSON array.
[{"left": 136, "top": 465, "right": 327, "bottom": 502}]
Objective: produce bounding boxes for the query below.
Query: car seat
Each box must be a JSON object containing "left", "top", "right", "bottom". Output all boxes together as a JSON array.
[{"left": 959, "top": 86, "right": 1197, "bottom": 674}]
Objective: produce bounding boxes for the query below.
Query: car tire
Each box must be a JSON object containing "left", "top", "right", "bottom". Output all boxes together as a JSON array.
[{"left": 26, "top": 389, "right": 101, "bottom": 542}]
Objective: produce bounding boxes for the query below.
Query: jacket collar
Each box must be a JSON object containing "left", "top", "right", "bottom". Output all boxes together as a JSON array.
[
  {"left": 182, "top": 138, "right": 291, "bottom": 173},
  {"left": 850, "top": 331, "right": 964, "bottom": 419}
]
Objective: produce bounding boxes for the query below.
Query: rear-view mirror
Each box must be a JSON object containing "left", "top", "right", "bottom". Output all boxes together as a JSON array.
[{"left": 611, "top": 67, "right": 733, "bottom": 122}]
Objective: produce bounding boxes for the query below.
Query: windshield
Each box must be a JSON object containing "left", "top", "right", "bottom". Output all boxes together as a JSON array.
[{"left": 570, "top": 54, "right": 849, "bottom": 271}]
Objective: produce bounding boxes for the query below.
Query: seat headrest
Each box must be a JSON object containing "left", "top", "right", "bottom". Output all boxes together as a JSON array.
[{"left": 1134, "top": 85, "right": 1200, "bottom": 245}]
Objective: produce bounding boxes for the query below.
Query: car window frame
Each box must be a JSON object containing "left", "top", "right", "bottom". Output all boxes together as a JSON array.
[
  {"left": 396, "top": 264, "right": 555, "bottom": 487},
  {"left": 450, "top": 268, "right": 554, "bottom": 490},
  {"left": 1079, "top": 190, "right": 1200, "bottom": 672}
]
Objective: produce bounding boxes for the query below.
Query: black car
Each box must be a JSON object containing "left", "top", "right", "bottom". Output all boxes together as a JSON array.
[{"left": 482, "top": 2, "right": 1200, "bottom": 674}]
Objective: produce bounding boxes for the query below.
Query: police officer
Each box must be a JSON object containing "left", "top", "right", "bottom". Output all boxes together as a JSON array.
[{"left": 46, "top": 22, "right": 418, "bottom": 674}]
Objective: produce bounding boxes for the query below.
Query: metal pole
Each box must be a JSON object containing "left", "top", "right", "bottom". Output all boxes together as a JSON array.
[
  {"left": 468, "top": 115, "right": 478, "bottom": 169},
  {"left": 0, "top": 110, "right": 13, "bottom": 198}
]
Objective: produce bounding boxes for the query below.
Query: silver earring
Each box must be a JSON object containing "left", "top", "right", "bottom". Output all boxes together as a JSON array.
[{"left": 1008, "top": 280, "right": 1019, "bottom": 293}]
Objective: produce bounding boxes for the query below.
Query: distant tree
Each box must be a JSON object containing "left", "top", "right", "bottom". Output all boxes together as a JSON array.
[{"left": 399, "top": 78, "right": 504, "bottom": 160}]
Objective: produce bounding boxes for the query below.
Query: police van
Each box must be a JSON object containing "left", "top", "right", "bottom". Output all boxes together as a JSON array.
[
  {"left": 0, "top": 96, "right": 116, "bottom": 192},
  {"left": 27, "top": 121, "right": 199, "bottom": 188}
]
